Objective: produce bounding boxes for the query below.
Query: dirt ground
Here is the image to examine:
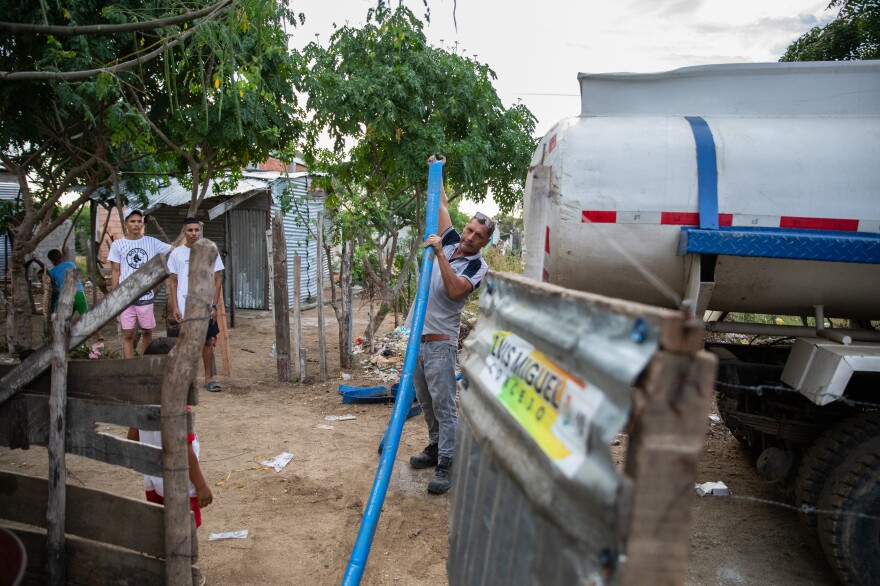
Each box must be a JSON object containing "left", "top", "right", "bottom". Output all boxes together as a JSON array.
[{"left": 0, "top": 294, "right": 840, "bottom": 585}]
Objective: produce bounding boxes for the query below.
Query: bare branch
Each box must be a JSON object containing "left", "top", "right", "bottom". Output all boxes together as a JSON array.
[
  {"left": 0, "top": 0, "right": 233, "bottom": 36},
  {"left": 1, "top": 8, "right": 213, "bottom": 81}
]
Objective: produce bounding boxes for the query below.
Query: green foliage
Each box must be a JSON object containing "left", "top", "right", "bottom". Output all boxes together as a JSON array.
[
  {"left": 781, "top": 0, "right": 880, "bottom": 61},
  {"left": 296, "top": 5, "right": 535, "bottom": 316},
  {"left": 128, "top": 0, "right": 304, "bottom": 210},
  {"left": 297, "top": 5, "right": 536, "bottom": 217},
  {"left": 482, "top": 246, "right": 524, "bottom": 274}
]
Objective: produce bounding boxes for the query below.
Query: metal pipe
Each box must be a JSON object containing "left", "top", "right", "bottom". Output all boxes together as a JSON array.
[
  {"left": 705, "top": 320, "right": 880, "bottom": 342},
  {"left": 342, "top": 161, "right": 443, "bottom": 585}
]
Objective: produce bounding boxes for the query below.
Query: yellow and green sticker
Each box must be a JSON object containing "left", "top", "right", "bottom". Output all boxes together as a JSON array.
[{"left": 479, "top": 331, "right": 604, "bottom": 475}]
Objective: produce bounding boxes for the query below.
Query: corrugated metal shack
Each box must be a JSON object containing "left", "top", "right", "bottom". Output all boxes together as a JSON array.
[{"left": 104, "top": 171, "right": 329, "bottom": 311}]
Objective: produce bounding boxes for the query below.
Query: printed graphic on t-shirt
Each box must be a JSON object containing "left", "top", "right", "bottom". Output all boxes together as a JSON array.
[{"left": 125, "top": 247, "right": 148, "bottom": 269}]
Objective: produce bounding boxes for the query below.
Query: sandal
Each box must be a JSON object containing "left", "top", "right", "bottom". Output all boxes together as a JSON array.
[{"left": 204, "top": 380, "right": 222, "bottom": 392}]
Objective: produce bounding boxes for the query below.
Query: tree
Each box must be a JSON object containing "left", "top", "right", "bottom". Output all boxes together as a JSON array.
[
  {"left": 127, "top": 0, "right": 304, "bottom": 216},
  {"left": 297, "top": 5, "right": 536, "bottom": 343},
  {"left": 781, "top": 0, "right": 880, "bottom": 61},
  {"left": 0, "top": 0, "right": 167, "bottom": 352}
]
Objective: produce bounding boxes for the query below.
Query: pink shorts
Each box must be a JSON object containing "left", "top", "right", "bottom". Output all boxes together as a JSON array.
[{"left": 118, "top": 304, "right": 156, "bottom": 331}]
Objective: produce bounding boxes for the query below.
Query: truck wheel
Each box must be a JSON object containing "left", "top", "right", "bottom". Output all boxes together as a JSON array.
[
  {"left": 795, "top": 411, "right": 880, "bottom": 530},
  {"left": 816, "top": 437, "right": 880, "bottom": 586}
]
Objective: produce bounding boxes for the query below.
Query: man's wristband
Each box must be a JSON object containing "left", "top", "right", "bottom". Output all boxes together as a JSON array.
[{"left": 211, "top": 304, "right": 218, "bottom": 309}]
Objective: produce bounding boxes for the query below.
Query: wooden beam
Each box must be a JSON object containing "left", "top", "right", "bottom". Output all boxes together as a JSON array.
[
  {"left": 206, "top": 190, "right": 262, "bottom": 221},
  {"left": 0, "top": 393, "right": 191, "bottom": 447},
  {"left": 47, "top": 267, "right": 78, "bottom": 586},
  {"left": 162, "top": 239, "right": 216, "bottom": 586},
  {"left": 292, "top": 255, "right": 302, "bottom": 380},
  {"left": 11, "top": 526, "right": 165, "bottom": 586},
  {"left": 272, "top": 211, "right": 291, "bottom": 382},
  {"left": 0, "top": 394, "right": 165, "bottom": 475},
  {"left": 217, "top": 296, "right": 232, "bottom": 376},
  {"left": 0, "top": 470, "right": 166, "bottom": 558},
  {"left": 0, "top": 355, "right": 198, "bottom": 405},
  {"left": 0, "top": 254, "right": 170, "bottom": 405},
  {"left": 316, "top": 212, "right": 328, "bottom": 382},
  {"left": 619, "top": 350, "right": 717, "bottom": 586}
]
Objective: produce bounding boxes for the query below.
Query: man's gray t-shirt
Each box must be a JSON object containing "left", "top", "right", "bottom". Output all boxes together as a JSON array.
[{"left": 419, "top": 226, "right": 489, "bottom": 345}]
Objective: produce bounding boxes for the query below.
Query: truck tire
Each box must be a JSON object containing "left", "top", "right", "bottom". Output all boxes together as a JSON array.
[
  {"left": 816, "top": 437, "right": 880, "bottom": 586},
  {"left": 795, "top": 411, "right": 880, "bottom": 531}
]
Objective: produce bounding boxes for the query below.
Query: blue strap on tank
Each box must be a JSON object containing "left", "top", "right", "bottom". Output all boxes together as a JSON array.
[{"left": 685, "top": 116, "right": 719, "bottom": 230}]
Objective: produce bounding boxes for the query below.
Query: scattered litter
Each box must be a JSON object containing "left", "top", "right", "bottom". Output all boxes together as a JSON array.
[
  {"left": 208, "top": 530, "right": 249, "bottom": 541},
  {"left": 242, "top": 348, "right": 255, "bottom": 354},
  {"left": 325, "top": 414, "right": 356, "bottom": 421},
  {"left": 260, "top": 452, "right": 293, "bottom": 472},
  {"left": 316, "top": 424, "right": 334, "bottom": 430},
  {"left": 409, "top": 528, "right": 422, "bottom": 539},
  {"left": 341, "top": 373, "right": 352, "bottom": 381},
  {"left": 695, "top": 481, "right": 730, "bottom": 497},
  {"left": 709, "top": 414, "right": 722, "bottom": 423}
]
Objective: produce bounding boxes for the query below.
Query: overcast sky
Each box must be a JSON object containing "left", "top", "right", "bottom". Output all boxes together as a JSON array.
[{"left": 292, "top": 0, "right": 836, "bottom": 214}]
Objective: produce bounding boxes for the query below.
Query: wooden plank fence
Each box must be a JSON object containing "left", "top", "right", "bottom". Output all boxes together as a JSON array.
[{"left": 0, "top": 239, "right": 218, "bottom": 585}]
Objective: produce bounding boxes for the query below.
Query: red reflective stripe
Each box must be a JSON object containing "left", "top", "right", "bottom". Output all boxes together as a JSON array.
[
  {"left": 581, "top": 211, "right": 617, "bottom": 223},
  {"left": 578, "top": 211, "right": 858, "bottom": 230},
  {"left": 545, "top": 226, "right": 550, "bottom": 254},
  {"left": 548, "top": 134, "right": 557, "bottom": 153},
  {"left": 542, "top": 269, "right": 550, "bottom": 282},
  {"left": 780, "top": 216, "right": 859, "bottom": 232},
  {"left": 660, "top": 212, "right": 699, "bottom": 226}
]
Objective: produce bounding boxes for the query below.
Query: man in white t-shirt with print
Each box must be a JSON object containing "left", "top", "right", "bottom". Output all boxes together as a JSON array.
[
  {"left": 108, "top": 209, "right": 172, "bottom": 358},
  {"left": 167, "top": 217, "right": 225, "bottom": 392}
]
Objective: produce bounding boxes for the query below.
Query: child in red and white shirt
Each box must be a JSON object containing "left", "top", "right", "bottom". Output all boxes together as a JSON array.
[{"left": 128, "top": 412, "right": 213, "bottom": 526}]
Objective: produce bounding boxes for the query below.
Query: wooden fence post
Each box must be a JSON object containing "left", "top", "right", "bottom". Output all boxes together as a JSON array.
[
  {"left": 162, "top": 240, "right": 217, "bottom": 586},
  {"left": 620, "top": 350, "right": 716, "bottom": 586},
  {"left": 272, "top": 212, "right": 291, "bottom": 382},
  {"left": 316, "top": 212, "right": 327, "bottom": 382},
  {"left": 292, "top": 255, "right": 302, "bottom": 381},
  {"left": 217, "top": 296, "right": 232, "bottom": 377},
  {"left": 46, "top": 268, "right": 78, "bottom": 586}
]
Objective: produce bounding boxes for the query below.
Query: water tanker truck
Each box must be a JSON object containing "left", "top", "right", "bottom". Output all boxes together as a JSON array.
[{"left": 523, "top": 61, "right": 880, "bottom": 585}]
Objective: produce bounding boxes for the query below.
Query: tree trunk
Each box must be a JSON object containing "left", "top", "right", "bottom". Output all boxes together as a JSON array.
[
  {"left": 362, "top": 303, "right": 390, "bottom": 345},
  {"left": 87, "top": 201, "right": 108, "bottom": 296},
  {"left": 337, "top": 241, "right": 353, "bottom": 369},
  {"left": 9, "top": 254, "right": 33, "bottom": 354}
]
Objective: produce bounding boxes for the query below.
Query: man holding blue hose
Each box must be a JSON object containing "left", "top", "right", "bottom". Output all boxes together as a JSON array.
[{"left": 409, "top": 154, "right": 493, "bottom": 494}]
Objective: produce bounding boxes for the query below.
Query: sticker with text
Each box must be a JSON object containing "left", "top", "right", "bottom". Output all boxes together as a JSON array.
[{"left": 480, "top": 331, "right": 605, "bottom": 476}]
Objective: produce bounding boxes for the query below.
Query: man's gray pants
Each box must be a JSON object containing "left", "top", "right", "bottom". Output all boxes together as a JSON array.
[{"left": 413, "top": 341, "right": 458, "bottom": 460}]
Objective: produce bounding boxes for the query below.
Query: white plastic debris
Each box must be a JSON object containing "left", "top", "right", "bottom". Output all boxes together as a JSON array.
[
  {"left": 695, "top": 481, "right": 730, "bottom": 497},
  {"left": 325, "top": 414, "right": 356, "bottom": 421},
  {"left": 341, "top": 373, "right": 352, "bottom": 381},
  {"left": 709, "top": 414, "right": 721, "bottom": 422},
  {"left": 208, "top": 529, "right": 249, "bottom": 541},
  {"left": 260, "top": 452, "right": 293, "bottom": 472},
  {"left": 316, "top": 424, "right": 334, "bottom": 430}
]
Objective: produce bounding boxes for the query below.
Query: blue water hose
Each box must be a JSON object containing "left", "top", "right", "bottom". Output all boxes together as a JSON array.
[{"left": 342, "top": 161, "right": 444, "bottom": 585}]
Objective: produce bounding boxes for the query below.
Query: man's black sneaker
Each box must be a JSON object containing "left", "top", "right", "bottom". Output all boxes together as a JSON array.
[
  {"left": 410, "top": 443, "right": 439, "bottom": 469},
  {"left": 427, "top": 457, "right": 453, "bottom": 494}
]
